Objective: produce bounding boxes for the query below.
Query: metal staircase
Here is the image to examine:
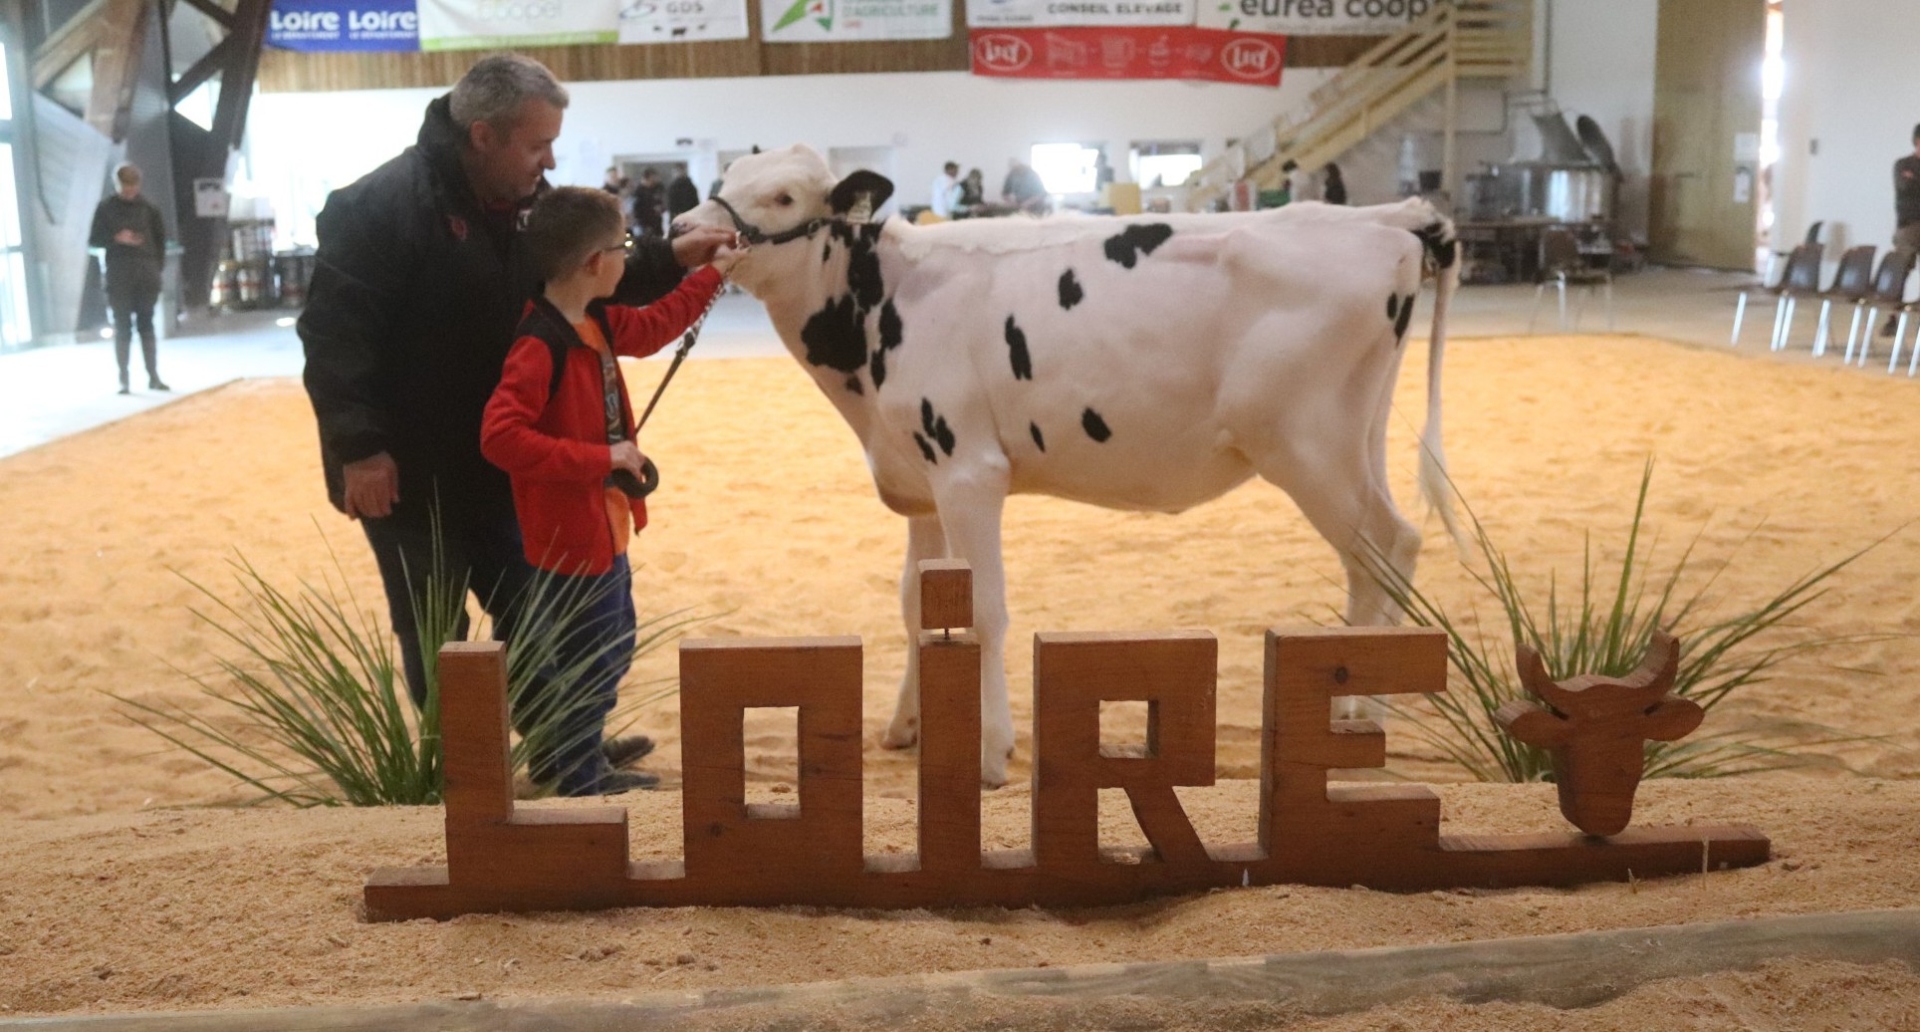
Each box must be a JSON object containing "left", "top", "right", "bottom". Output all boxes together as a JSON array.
[{"left": 1186, "top": 0, "right": 1532, "bottom": 212}]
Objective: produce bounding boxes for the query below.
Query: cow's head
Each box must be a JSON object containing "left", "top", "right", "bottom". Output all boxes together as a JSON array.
[
  {"left": 673, "top": 144, "right": 895, "bottom": 292},
  {"left": 1495, "top": 631, "right": 1703, "bottom": 837}
]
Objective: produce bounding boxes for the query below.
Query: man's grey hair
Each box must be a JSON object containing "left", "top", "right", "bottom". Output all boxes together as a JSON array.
[{"left": 449, "top": 53, "right": 569, "bottom": 131}]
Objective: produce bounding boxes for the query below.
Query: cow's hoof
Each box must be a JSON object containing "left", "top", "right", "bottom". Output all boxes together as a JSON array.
[
  {"left": 980, "top": 767, "right": 1009, "bottom": 789},
  {"left": 880, "top": 722, "right": 919, "bottom": 749}
]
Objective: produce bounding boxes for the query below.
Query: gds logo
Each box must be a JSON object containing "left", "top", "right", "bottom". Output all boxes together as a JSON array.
[
  {"left": 974, "top": 33, "right": 1033, "bottom": 72},
  {"left": 1220, "top": 38, "right": 1279, "bottom": 79}
]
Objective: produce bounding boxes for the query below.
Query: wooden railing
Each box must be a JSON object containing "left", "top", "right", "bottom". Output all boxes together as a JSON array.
[{"left": 1186, "top": 0, "right": 1531, "bottom": 211}]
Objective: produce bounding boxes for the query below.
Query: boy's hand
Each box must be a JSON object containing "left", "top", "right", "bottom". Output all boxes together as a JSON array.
[
  {"left": 610, "top": 441, "right": 647, "bottom": 478},
  {"left": 342, "top": 452, "right": 399, "bottom": 519},
  {"left": 671, "top": 225, "right": 737, "bottom": 268}
]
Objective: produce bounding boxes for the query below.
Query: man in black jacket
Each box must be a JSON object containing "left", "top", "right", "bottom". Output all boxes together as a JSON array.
[
  {"left": 88, "top": 163, "right": 169, "bottom": 394},
  {"left": 298, "top": 54, "right": 731, "bottom": 790}
]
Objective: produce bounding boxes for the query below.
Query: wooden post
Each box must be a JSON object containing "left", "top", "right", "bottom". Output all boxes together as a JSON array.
[{"left": 916, "top": 560, "right": 982, "bottom": 876}]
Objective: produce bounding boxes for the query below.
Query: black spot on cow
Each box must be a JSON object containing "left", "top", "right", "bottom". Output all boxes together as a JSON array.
[
  {"left": 1029, "top": 422, "right": 1046, "bottom": 452},
  {"left": 870, "top": 344, "right": 888, "bottom": 389},
  {"left": 799, "top": 294, "right": 868, "bottom": 373},
  {"left": 844, "top": 375, "right": 864, "bottom": 396},
  {"left": 1103, "top": 223, "right": 1175, "bottom": 270},
  {"left": 879, "top": 300, "right": 903, "bottom": 351},
  {"left": 921, "top": 398, "right": 955, "bottom": 457},
  {"left": 822, "top": 242, "right": 832, "bottom": 262},
  {"left": 913, "top": 431, "right": 937, "bottom": 464},
  {"left": 1386, "top": 294, "right": 1400, "bottom": 323},
  {"left": 1058, "top": 269, "right": 1084, "bottom": 310},
  {"left": 1393, "top": 293, "right": 1415, "bottom": 340},
  {"left": 847, "top": 242, "right": 884, "bottom": 310},
  {"left": 1414, "top": 223, "right": 1458, "bottom": 270},
  {"left": 1005, "top": 315, "right": 1033, "bottom": 381},
  {"left": 1081, "top": 408, "right": 1112, "bottom": 443}
]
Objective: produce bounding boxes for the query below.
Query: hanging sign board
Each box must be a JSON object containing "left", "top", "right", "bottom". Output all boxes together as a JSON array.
[
  {"left": 966, "top": 0, "right": 1195, "bottom": 29},
  {"left": 762, "top": 0, "right": 951, "bottom": 42},
  {"left": 416, "top": 0, "right": 621, "bottom": 50},
  {"left": 971, "top": 26, "right": 1284, "bottom": 85},
  {"left": 1198, "top": 0, "right": 1439, "bottom": 35},
  {"left": 267, "top": 0, "right": 421, "bottom": 50},
  {"left": 193, "top": 179, "right": 230, "bottom": 219},
  {"left": 619, "top": 0, "right": 750, "bottom": 40}
]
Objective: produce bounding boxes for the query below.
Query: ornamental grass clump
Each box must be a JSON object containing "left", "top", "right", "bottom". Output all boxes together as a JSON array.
[
  {"left": 113, "top": 531, "right": 696, "bottom": 807},
  {"left": 1368, "top": 461, "right": 1878, "bottom": 783}
]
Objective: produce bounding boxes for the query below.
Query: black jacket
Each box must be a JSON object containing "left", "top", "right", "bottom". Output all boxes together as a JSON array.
[
  {"left": 298, "top": 94, "right": 685, "bottom": 518},
  {"left": 88, "top": 193, "right": 167, "bottom": 294}
]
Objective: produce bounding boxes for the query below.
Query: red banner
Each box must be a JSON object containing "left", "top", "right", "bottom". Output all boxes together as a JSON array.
[{"left": 969, "top": 26, "right": 1286, "bottom": 86}]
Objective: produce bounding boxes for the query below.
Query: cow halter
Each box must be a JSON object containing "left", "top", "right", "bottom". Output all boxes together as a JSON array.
[{"left": 710, "top": 196, "right": 829, "bottom": 246}]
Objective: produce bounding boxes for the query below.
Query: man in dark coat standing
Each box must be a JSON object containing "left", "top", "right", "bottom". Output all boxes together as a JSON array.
[
  {"left": 297, "top": 54, "right": 732, "bottom": 781},
  {"left": 88, "top": 163, "right": 169, "bottom": 393}
]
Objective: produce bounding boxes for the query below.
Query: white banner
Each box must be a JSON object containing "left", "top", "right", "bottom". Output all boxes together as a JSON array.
[
  {"left": 762, "top": 0, "right": 951, "bottom": 41},
  {"left": 1198, "top": 0, "right": 1441, "bottom": 35},
  {"left": 967, "top": 0, "right": 1193, "bottom": 29},
  {"left": 416, "top": 0, "right": 620, "bottom": 51},
  {"left": 619, "top": 0, "right": 748, "bottom": 40}
]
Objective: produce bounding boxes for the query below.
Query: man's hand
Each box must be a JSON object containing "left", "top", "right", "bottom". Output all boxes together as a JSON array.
[
  {"left": 113, "top": 229, "right": 144, "bottom": 246},
  {"left": 609, "top": 441, "right": 648, "bottom": 479},
  {"left": 341, "top": 452, "right": 400, "bottom": 520},
  {"left": 670, "top": 225, "right": 738, "bottom": 268}
]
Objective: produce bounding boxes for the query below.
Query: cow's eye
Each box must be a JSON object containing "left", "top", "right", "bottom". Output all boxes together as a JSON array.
[{"left": 776, "top": 193, "right": 793, "bottom": 206}]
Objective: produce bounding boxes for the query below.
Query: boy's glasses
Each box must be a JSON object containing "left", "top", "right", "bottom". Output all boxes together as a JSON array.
[{"left": 599, "top": 238, "right": 635, "bottom": 257}]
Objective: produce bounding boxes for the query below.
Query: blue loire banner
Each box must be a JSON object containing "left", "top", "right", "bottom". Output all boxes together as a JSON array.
[{"left": 268, "top": 0, "right": 422, "bottom": 51}]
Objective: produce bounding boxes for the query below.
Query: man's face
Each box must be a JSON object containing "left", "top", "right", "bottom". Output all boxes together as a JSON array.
[{"left": 468, "top": 99, "right": 563, "bottom": 204}]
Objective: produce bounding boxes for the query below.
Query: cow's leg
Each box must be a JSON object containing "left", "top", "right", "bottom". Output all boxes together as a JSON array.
[
  {"left": 931, "top": 461, "right": 1015, "bottom": 788},
  {"left": 882, "top": 513, "right": 948, "bottom": 750},
  {"left": 1259, "top": 449, "right": 1421, "bottom": 724}
]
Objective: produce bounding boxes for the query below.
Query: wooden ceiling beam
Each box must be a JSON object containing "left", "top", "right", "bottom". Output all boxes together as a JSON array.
[{"left": 29, "top": 0, "right": 109, "bottom": 90}]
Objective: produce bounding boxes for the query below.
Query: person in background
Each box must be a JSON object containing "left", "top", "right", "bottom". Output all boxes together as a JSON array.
[
  {"left": 297, "top": 54, "right": 733, "bottom": 780},
  {"left": 88, "top": 163, "right": 169, "bottom": 394},
  {"left": 1883, "top": 124, "right": 1920, "bottom": 336},
  {"left": 1322, "top": 162, "right": 1348, "bottom": 206},
  {"left": 1283, "top": 159, "right": 1317, "bottom": 204},
  {"left": 929, "top": 161, "right": 960, "bottom": 219},
  {"left": 1002, "top": 159, "right": 1048, "bottom": 216},
  {"left": 631, "top": 167, "right": 666, "bottom": 239},
  {"left": 666, "top": 170, "right": 701, "bottom": 224},
  {"left": 955, "top": 168, "right": 987, "bottom": 216},
  {"left": 601, "top": 165, "right": 629, "bottom": 197}
]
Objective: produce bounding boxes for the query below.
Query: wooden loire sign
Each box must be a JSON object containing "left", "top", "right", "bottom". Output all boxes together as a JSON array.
[{"left": 364, "top": 563, "right": 1769, "bottom": 921}]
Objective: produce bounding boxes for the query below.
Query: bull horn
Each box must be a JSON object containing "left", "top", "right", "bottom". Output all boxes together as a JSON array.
[
  {"left": 1516, "top": 643, "right": 1580, "bottom": 715},
  {"left": 1618, "top": 630, "right": 1681, "bottom": 704}
]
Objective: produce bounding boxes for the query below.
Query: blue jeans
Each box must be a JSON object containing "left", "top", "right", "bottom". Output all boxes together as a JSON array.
[
  {"left": 521, "top": 558, "right": 634, "bottom": 795},
  {"left": 361, "top": 504, "right": 535, "bottom": 712}
]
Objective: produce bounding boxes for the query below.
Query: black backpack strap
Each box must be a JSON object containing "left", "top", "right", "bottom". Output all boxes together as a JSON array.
[{"left": 516, "top": 297, "right": 577, "bottom": 399}]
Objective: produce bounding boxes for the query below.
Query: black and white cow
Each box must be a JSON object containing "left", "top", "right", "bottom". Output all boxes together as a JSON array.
[{"left": 677, "top": 145, "right": 1461, "bottom": 787}]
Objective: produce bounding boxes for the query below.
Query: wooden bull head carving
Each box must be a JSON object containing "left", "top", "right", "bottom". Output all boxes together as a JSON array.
[{"left": 1495, "top": 631, "right": 1704, "bottom": 837}]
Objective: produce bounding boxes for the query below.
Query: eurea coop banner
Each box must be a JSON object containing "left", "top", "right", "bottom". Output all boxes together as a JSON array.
[
  {"left": 1197, "top": 0, "right": 1440, "bottom": 35},
  {"left": 970, "top": 26, "right": 1285, "bottom": 85}
]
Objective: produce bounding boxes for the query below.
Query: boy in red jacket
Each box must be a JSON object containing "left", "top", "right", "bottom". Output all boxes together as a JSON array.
[{"left": 482, "top": 187, "right": 724, "bottom": 796}]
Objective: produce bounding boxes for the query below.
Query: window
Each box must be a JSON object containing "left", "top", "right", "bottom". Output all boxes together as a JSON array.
[
  {"left": 1131, "top": 141, "right": 1203, "bottom": 189},
  {"left": 1030, "top": 142, "right": 1101, "bottom": 195}
]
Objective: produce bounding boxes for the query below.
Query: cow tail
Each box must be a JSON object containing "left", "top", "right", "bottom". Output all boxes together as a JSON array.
[{"left": 1417, "top": 219, "right": 1468, "bottom": 555}]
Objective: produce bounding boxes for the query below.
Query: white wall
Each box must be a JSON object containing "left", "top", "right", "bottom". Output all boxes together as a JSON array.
[
  {"left": 245, "top": 69, "right": 1337, "bottom": 247},
  {"left": 1773, "top": 0, "right": 1920, "bottom": 255}
]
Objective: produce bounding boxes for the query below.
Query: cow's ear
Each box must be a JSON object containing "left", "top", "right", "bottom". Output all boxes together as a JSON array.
[{"left": 830, "top": 170, "right": 895, "bottom": 220}]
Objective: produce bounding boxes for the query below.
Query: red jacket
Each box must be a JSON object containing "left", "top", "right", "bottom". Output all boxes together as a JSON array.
[{"left": 481, "top": 267, "right": 722, "bottom": 575}]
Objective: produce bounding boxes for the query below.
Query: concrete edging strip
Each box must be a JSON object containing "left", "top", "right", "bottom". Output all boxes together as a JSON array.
[{"left": 11, "top": 907, "right": 1920, "bottom": 1030}]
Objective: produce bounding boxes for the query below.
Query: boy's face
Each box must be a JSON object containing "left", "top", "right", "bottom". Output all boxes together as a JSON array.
[{"left": 583, "top": 234, "right": 631, "bottom": 298}]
